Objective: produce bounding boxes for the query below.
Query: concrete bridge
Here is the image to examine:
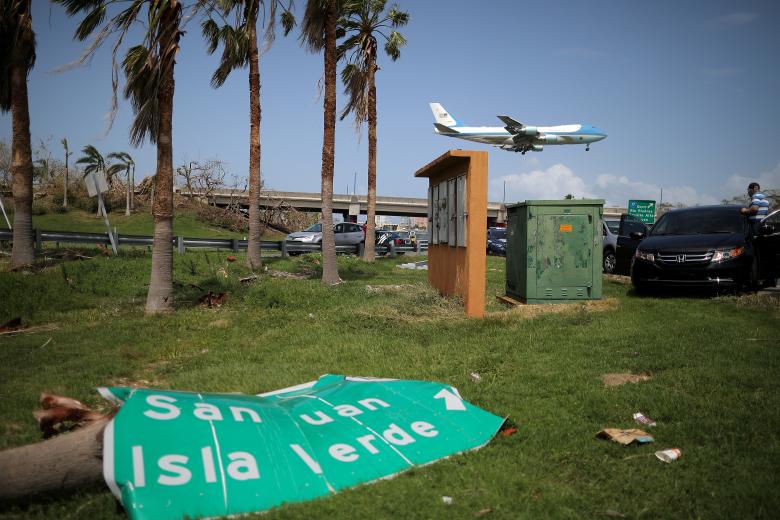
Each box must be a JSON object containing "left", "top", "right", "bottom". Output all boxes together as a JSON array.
[{"left": 181, "top": 188, "right": 626, "bottom": 224}]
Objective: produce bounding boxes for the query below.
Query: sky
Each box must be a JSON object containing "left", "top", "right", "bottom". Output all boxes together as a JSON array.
[{"left": 2, "top": 0, "right": 779, "bottom": 209}]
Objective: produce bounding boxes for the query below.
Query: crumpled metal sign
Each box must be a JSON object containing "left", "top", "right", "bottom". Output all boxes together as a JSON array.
[{"left": 100, "top": 374, "right": 505, "bottom": 519}]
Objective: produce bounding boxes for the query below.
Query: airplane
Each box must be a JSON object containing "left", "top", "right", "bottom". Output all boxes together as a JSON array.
[{"left": 429, "top": 102, "right": 607, "bottom": 154}]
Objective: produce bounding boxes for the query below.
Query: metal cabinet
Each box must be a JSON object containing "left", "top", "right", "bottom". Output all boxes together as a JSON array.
[
  {"left": 506, "top": 200, "right": 604, "bottom": 303},
  {"left": 428, "top": 174, "right": 467, "bottom": 247}
]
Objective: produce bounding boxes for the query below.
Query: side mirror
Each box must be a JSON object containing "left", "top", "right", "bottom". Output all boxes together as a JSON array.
[
  {"left": 758, "top": 223, "right": 775, "bottom": 236},
  {"left": 629, "top": 231, "right": 645, "bottom": 240}
]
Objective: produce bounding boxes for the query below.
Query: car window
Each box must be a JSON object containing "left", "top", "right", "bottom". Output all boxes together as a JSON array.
[
  {"left": 651, "top": 208, "right": 745, "bottom": 235},
  {"left": 623, "top": 220, "right": 646, "bottom": 236},
  {"left": 304, "top": 223, "right": 322, "bottom": 232},
  {"left": 605, "top": 221, "right": 620, "bottom": 234}
]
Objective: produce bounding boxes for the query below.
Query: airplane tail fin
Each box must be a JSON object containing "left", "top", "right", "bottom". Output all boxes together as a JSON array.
[{"left": 429, "top": 103, "right": 461, "bottom": 128}]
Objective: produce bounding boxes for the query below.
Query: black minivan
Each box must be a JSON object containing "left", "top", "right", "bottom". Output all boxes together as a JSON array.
[{"left": 631, "top": 205, "right": 779, "bottom": 290}]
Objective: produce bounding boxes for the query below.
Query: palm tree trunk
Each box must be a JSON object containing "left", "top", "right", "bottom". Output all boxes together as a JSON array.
[
  {"left": 130, "top": 163, "right": 135, "bottom": 210},
  {"left": 246, "top": 3, "right": 262, "bottom": 271},
  {"left": 362, "top": 63, "right": 378, "bottom": 262},
  {"left": 63, "top": 144, "right": 68, "bottom": 209},
  {"left": 125, "top": 167, "right": 130, "bottom": 216},
  {"left": 9, "top": 62, "right": 35, "bottom": 269},
  {"left": 320, "top": 0, "right": 340, "bottom": 284},
  {"left": 145, "top": 23, "right": 177, "bottom": 314}
]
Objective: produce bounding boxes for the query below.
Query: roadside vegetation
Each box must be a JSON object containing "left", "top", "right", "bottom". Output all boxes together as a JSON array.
[{"left": 1, "top": 254, "right": 778, "bottom": 518}]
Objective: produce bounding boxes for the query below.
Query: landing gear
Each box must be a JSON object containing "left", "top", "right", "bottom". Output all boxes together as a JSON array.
[{"left": 585, "top": 145, "right": 590, "bottom": 152}]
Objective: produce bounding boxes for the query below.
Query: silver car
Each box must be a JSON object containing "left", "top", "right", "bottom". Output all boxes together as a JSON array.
[
  {"left": 285, "top": 222, "right": 365, "bottom": 247},
  {"left": 602, "top": 219, "right": 619, "bottom": 273}
]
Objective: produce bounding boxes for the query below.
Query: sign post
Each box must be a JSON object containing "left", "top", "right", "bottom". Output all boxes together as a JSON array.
[
  {"left": 0, "top": 195, "right": 10, "bottom": 229},
  {"left": 85, "top": 171, "right": 118, "bottom": 255},
  {"left": 627, "top": 199, "right": 656, "bottom": 225}
]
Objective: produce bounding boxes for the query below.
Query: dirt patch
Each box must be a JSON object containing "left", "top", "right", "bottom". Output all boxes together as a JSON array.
[
  {"left": 267, "top": 269, "right": 309, "bottom": 280},
  {"left": 602, "top": 373, "right": 651, "bottom": 387},
  {"left": 715, "top": 291, "right": 780, "bottom": 319},
  {"left": 603, "top": 274, "right": 631, "bottom": 284},
  {"left": 489, "top": 298, "right": 618, "bottom": 320},
  {"left": 365, "top": 284, "right": 416, "bottom": 293},
  {"left": 209, "top": 319, "right": 230, "bottom": 328}
]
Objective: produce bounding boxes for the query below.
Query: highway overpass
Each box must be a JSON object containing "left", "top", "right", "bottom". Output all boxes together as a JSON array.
[{"left": 182, "top": 188, "right": 626, "bottom": 223}]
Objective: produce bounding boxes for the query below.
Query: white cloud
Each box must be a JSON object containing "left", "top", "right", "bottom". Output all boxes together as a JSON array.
[
  {"left": 724, "top": 162, "right": 780, "bottom": 196},
  {"left": 492, "top": 165, "right": 720, "bottom": 207},
  {"left": 491, "top": 164, "right": 595, "bottom": 202}
]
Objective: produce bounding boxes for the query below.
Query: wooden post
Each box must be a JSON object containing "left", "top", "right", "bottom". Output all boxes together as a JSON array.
[{"left": 280, "top": 239, "right": 288, "bottom": 258}]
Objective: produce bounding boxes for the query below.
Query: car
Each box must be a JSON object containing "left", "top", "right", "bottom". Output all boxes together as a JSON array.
[
  {"left": 602, "top": 219, "right": 620, "bottom": 273},
  {"left": 630, "top": 205, "right": 780, "bottom": 291},
  {"left": 604, "top": 214, "right": 650, "bottom": 274},
  {"left": 285, "top": 222, "right": 365, "bottom": 254},
  {"left": 486, "top": 227, "right": 507, "bottom": 256},
  {"left": 375, "top": 230, "right": 410, "bottom": 255}
]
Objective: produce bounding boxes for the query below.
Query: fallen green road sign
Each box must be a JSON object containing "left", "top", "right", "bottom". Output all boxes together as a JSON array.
[{"left": 99, "top": 375, "right": 505, "bottom": 519}]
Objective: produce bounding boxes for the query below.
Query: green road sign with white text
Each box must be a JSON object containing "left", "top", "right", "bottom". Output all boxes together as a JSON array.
[
  {"left": 628, "top": 199, "right": 656, "bottom": 225},
  {"left": 100, "top": 375, "right": 505, "bottom": 519}
]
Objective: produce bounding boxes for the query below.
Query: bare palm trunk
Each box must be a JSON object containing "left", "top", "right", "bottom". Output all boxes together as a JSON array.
[
  {"left": 320, "top": 0, "right": 340, "bottom": 284},
  {"left": 145, "top": 27, "right": 177, "bottom": 314},
  {"left": 246, "top": 4, "right": 262, "bottom": 270},
  {"left": 125, "top": 167, "right": 130, "bottom": 216},
  {"left": 10, "top": 62, "right": 35, "bottom": 269},
  {"left": 130, "top": 163, "right": 135, "bottom": 210},
  {"left": 362, "top": 63, "right": 378, "bottom": 262},
  {"left": 63, "top": 144, "right": 68, "bottom": 209}
]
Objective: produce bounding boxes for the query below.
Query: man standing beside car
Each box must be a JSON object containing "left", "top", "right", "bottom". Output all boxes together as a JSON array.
[{"left": 740, "top": 182, "right": 770, "bottom": 232}]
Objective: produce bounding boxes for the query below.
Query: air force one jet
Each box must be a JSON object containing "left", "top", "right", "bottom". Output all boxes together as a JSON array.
[{"left": 429, "top": 103, "right": 607, "bottom": 154}]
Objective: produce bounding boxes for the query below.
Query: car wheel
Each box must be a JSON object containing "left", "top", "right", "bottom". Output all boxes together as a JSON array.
[{"left": 603, "top": 249, "right": 617, "bottom": 274}]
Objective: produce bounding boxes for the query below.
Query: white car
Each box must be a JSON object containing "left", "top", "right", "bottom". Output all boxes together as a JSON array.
[{"left": 285, "top": 223, "right": 365, "bottom": 247}]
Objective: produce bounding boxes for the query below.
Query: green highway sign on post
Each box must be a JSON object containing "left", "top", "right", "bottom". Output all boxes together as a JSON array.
[
  {"left": 627, "top": 199, "right": 656, "bottom": 225},
  {"left": 99, "top": 375, "right": 505, "bottom": 519}
]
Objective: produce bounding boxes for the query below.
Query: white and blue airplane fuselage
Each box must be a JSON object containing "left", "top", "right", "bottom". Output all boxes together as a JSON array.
[{"left": 430, "top": 103, "right": 607, "bottom": 154}]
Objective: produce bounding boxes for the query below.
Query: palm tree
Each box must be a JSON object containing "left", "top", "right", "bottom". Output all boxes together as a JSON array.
[
  {"left": 107, "top": 151, "right": 134, "bottom": 215},
  {"left": 301, "top": 0, "right": 341, "bottom": 284},
  {"left": 202, "top": 0, "right": 294, "bottom": 271},
  {"left": 338, "top": 0, "right": 407, "bottom": 262},
  {"left": 76, "top": 145, "right": 106, "bottom": 216},
  {"left": 61, "top": 138, "right": 71, "bottom": 209},
  {"left": 56, "top": 0, "right": 183, "bottom": 314},
  {"left": 0, "top": 0, "right": 36, "bottom": 269}
]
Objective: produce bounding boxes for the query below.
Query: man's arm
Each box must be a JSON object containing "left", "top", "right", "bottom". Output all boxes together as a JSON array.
[{"left": 740, "top": 205, "right": 758, "bottom": 215}]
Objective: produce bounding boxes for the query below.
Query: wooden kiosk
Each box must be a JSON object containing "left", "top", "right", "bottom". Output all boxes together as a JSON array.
[{"left": 415, "top": 150, "right": 488, "bottom": 318}]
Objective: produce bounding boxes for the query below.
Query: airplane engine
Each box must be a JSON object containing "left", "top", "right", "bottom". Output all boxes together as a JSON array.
[
  {"left": 531, "top": 144, "right": 544, "bottom": 152},
  {"left": 519, "top": 126, "right": 538, "bottom": 136}
]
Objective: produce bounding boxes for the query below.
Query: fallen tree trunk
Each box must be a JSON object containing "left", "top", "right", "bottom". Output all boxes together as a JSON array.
[{"left": 0, "top": 418, "right": 108, "bottom": 502}]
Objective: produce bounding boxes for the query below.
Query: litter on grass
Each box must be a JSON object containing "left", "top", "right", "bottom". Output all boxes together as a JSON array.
[
  {"left": 633, "top": 412, "right": 657, "bottom": 427},
  {"left": 655, "top": 448, "right": 681, "bottom": 463},
  {"left": 397, "top": 261, "right": 428, "bottom": 270},
  {"left": 597, "top": 428, "right": 654, "bottom": 445}
]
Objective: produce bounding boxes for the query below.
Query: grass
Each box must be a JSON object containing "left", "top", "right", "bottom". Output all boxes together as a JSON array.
[
  {"left": 0, "top": 252, "right": 778, "bottom": 519},
  {"left": 29, "top": 208, "right": 245, "bottom": 239}
]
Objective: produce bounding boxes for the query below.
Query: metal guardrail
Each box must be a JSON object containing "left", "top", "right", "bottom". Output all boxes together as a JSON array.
[{"left": 0, "top": 229, "right": 428, "bottom": 258}]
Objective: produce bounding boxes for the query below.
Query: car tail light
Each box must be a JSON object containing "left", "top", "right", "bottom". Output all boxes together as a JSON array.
[{"left": 394, "top": 239, "right": 402, "bottom": 246}]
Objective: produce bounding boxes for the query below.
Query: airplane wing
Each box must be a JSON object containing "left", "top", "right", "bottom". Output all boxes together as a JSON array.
[
  {"left": 497, "top": 114, "right": 541, "bottom": 139},
  {"left": 497, "top": 115, "right": 524, "bottom": 130}
]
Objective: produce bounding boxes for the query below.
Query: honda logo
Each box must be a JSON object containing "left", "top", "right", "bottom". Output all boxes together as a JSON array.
[{"left": 676, "top": 254, "right": 686, "bottom": 263}]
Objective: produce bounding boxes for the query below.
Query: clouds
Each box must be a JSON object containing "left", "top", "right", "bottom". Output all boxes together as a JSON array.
[
  {"left": 724, "top": 162, "right": 780, "bottom": 196},
  {"left": 489, "top": 163, "right": 762, "bottom": 208},
  {"left": 492, "top": 164, "right": 595, "bottom": 202}
]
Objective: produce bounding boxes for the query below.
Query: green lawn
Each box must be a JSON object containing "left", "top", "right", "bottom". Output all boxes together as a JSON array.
[{"left": 0, "top": 253, "right": 778, "bottom": 518}]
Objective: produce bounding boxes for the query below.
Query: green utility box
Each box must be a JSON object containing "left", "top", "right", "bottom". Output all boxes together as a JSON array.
[{"left": 506, "top": 199, "right": 604, "bottom": 303}]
